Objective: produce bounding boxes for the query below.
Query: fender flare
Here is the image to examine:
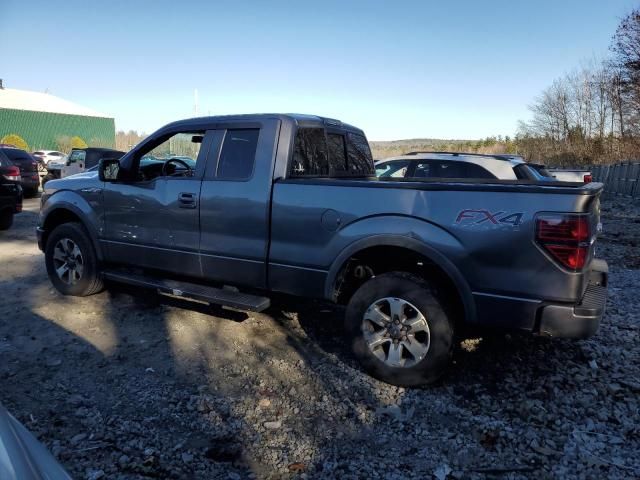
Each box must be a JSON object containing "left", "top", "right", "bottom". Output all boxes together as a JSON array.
[
  {"left": 324, "top": 235, "right": 476, "bottom": 324},
  {"left": 41, "top": 195, "right": 104, "bottom": 261}
]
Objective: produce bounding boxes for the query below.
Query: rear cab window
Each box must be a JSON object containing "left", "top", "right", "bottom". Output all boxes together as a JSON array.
[{"left": 289, "top": 127, "right": 374, "bottom": 178}]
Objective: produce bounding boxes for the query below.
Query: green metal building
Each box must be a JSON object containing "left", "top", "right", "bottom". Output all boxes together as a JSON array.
[{"left": 0, "top": 83, "right": 115, "bottom": 151}]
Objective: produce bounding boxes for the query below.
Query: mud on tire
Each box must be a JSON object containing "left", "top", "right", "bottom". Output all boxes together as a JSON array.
[{"left": 345, "top": 271, "right": 455, "bottom": 387}]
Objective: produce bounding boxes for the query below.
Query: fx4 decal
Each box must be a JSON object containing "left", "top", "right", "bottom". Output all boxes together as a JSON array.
[{"left": 455, "top": 209, "right": 524, "bottom": 226}]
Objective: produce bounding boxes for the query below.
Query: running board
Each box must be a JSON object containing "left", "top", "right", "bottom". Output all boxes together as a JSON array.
[{"left": 102, "top": 270, "right": 271, "bottom": 312}]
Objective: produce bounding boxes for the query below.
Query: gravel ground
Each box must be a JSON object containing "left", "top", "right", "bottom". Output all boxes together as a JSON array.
[{"left": 0, "top": 194, "right": 639, "bottom": 480}]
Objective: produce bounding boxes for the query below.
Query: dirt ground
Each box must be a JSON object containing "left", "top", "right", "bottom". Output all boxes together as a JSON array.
[{"left": 0, "top": 195, "right": 639, "bottom": 479}]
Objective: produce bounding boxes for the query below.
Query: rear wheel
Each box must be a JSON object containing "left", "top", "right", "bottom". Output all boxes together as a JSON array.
[
  {"left": 45, "top": 222, "right": 104, "bottom": 296},
  {"left": 0, "top": 209, "right": 13, "bottom": 230},
  {"left": 345, "top": 272, "right": 455, "bottom": 387}
]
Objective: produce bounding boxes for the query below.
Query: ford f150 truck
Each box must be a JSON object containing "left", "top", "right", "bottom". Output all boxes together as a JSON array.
[{"left": 37, "top": 114, "right": 608, "bottom": 387}]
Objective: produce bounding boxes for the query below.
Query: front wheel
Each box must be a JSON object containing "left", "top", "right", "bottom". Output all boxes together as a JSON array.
[
  {"left": 45, "top": 222, "right": 104, "bottom": 296},
  {"left": 345, "top": 272, "right": 455, "bottom": 387}
]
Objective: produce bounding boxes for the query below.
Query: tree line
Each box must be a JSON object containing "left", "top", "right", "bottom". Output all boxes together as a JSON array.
[
  {"left": 516, "top": 7, "right": 640, "bottom": 166},
  {"left": 373, "top": 9, "right": 640, "bottom": 166}
]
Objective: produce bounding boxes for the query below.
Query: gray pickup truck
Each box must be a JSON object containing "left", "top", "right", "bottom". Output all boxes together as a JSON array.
[{"left": 37, "top": 114, "right": 608, "bottom": 386}]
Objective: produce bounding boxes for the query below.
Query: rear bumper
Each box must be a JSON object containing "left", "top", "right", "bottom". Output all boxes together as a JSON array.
[
  {"left": 537, "top": 259, "right": 608, "bottom": 338},
  {"left": 472, "top": 259, "right": 608, "bottom": 339}
]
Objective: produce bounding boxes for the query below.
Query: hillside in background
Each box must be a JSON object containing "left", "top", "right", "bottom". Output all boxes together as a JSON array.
[{"left": 370, "top": 136, "right": 516, "bottom": 160}]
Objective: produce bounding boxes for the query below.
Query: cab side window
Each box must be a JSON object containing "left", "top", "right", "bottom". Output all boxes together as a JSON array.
[
  {"left": 217, "top": 129, "right": 259, "bottom": 180},
  {"left": 136, "top": 132, "right": 204, "bottom": 181}
]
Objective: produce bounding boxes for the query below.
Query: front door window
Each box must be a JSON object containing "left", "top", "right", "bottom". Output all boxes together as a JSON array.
[{"left": 137, "top": 132, "right": 204, "bottom": 181}]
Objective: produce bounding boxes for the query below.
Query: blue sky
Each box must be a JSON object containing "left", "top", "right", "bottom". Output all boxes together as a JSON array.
[{"left": 1, "top": 0, "right": 637, "bottom": 140}]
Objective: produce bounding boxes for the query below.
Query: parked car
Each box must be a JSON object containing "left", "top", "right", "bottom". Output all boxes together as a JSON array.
[
  {"left": 31, "top": 150, "right": 67, "bottom": 167},
  {"left": 0, "top": 402, "right": 72, "bottom": 479},
  {"left": 547, "top": 168, "right": 593, "bottom": 183},
  {"left": 0, "top": 150, "right": 23, "bottom": 230},
  {"left": 0, "top": 147, "right": 39, "bottom": 197},
  {"left": 375, "top": 152, "right": 559, "bottom": 181},
  {"left": 41, "top": 147, "right": 125, "bottom": 187},
  {"left": 38, "top": 114, "right": 608, "bottom": 387}
]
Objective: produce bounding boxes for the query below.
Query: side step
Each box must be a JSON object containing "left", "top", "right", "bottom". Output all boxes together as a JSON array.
[{"left": 102, "top": 270, "right": 271, "bottom": 312}]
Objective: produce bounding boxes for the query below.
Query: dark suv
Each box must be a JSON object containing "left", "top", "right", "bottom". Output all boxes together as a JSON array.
[
  {"left": 0, "top": 153, "right": 23, "bottom": 230},
  {"left": 0, "top": 147, "right": 40, "bottom": 197}
]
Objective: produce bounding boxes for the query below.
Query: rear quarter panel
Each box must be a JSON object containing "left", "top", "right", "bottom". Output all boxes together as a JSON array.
[{"left": 269, "top": 180, "right": 599, "bottom": 309}]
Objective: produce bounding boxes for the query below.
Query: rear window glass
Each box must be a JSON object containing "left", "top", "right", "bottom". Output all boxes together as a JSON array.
[
  {"left": 290, "top": 128, "right": 374, "bottom": 177},
  {"left": 327, "top": 133, "right": 347, "bottom": 172},
  {"left": 346, "top": 133, "right": 374, "bottom": 175},
  {"left": 217, "top": 129, "right": 259, "bottom": 180},
  {"left": 291, "top": 128, "right": 328, "bottom": 176}
]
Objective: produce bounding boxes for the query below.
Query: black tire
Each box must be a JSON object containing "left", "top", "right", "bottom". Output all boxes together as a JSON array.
[
  {"left": 0, "top": 209, "right": 13, "bottom": 230},
  {"left": 345, "top": 272, "right": 455, "bottom": 387},
  {"left": 45, "top": 222, "right": 104, "bottom": 296}
]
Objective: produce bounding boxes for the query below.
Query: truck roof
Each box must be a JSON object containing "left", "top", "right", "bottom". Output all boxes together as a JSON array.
[{"left": 161, "top": 113, "right": 365, "bottom": 135}]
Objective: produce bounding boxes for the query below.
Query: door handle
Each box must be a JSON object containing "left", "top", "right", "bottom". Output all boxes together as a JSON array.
[{"left": 178, "top": 192, "right": 197, "bottom": 209}]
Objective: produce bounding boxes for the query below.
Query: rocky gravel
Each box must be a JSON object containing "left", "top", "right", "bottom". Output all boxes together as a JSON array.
[{"left": 0, "top": 194, "right": 639, "bottom": 479}]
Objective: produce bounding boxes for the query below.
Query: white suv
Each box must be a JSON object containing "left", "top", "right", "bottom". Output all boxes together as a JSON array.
[
  {"left": 32, "top": 150, "right": 68, "bottom": 167},
  {"left": 375, "top": 152, "right": 552, "bottom": 181}
]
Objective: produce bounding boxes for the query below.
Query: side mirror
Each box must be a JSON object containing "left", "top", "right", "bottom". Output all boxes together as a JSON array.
[{"left": 99, "top": 158, "right": 121, "bottom": 182}]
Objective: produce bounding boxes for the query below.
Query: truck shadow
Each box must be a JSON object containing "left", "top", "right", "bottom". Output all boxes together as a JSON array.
[{"left": 0, "top": 250, "right": 601, "bottom": 478}]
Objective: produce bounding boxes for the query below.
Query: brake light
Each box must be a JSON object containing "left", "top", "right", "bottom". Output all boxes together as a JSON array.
[
  {"left": 583, "top": 174, "right": 592, "bottom": 183},
  {"left": 3, "top": 166, "right": 21, "bottom": 181},
  {"left": 536, "top": 214, "right": 590, "bottom": 270}
]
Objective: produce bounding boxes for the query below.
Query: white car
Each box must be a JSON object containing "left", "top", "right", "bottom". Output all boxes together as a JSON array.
[
  {"left": 32, "top": 150, "right": 68, "bottom": 167},
  {"left": 547, "top": 169, "right": 592, "bottom": 183},
  {"left": 375, "top": 152, "right": 555, "bottom": 181}
]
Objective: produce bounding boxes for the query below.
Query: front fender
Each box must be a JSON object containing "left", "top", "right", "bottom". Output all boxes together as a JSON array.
[
  {"left": 323, "top": 215, "right": 475, "bottom": 323},
  {"left": 40, "top": 189, "right": 104, "bottom": 260}
]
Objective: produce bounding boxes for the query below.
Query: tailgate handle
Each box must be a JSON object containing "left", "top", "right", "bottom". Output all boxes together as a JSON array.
[{"left": 179, "top": 192, "right": 197, "bottom": 208}]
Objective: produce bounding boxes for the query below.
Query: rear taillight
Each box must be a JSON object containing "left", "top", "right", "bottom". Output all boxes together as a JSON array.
[
  {"left": 583, "top": 174, "right": 592, "bottom": 183},
  {"left": 536, "top": 214, "right": 590, "bottom": 270},
  {"left": 3, "top": 166, "right": 21, "bottom": 181}
]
